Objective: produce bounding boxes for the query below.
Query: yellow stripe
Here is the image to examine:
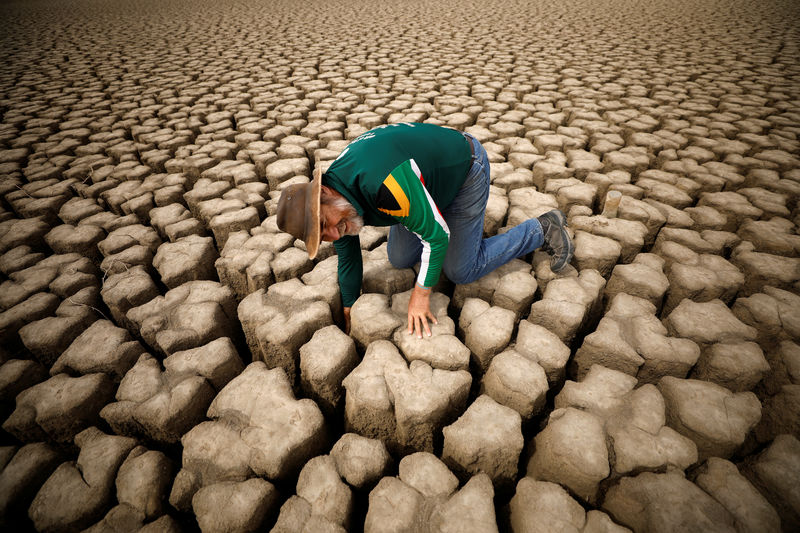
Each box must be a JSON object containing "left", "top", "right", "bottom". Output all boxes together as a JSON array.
[{"left": 377, "top": 174, "right": 410, "bottom": 217}]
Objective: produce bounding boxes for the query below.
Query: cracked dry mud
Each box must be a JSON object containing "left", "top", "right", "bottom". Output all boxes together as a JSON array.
[{"left": 1, "top": 0, "right": 799, "bottom": 531}]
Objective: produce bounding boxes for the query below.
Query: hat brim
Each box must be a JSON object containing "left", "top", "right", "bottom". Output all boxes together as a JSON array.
[{"left": 303, "top": 167, "right": 323, "bottom": 260}]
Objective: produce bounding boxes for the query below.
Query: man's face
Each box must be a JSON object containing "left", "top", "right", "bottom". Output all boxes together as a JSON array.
[{"left": 319, "top": 187, "right": 363, "bottom": 242}]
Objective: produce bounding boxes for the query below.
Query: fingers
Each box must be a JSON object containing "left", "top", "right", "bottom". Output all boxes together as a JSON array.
[
  {"left": 407, "top": 313, "right": 431, "bottom": 338},
  {"left": 416, "top": 314, "right": 432, "bottom": 338},
  {"left": 415, "top": 315, "right": 427, "bottom": 339},
  {"left": 422, "top": 315, "right": 432, "bottom": 337}
]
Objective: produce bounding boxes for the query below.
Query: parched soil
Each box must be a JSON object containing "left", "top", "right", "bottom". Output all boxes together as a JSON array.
[{"left": 1, "top": 0, "right": 799, "bottom": 531}]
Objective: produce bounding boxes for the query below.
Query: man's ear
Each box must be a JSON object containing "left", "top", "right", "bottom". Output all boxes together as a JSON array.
[{"left": 320, "top": 185, "right": 341, "bottom": 199}]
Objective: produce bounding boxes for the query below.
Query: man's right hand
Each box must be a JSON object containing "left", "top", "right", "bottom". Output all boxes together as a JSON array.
[
  {"left": 343, "top": 307, "right": 351, "bottom": 334},
  {"left": 407, "top": 284, "right": 437, "bottom": 339}
]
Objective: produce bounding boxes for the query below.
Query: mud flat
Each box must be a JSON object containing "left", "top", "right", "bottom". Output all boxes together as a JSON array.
[{"left": 1, "top": 0, "right": 799, "bottom": 530}]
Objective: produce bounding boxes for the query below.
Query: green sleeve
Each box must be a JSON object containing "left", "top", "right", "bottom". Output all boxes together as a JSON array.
[
  {"left": 376, "top": 158, "right": 450, "bottom": 288},
  {"left": 334, "top": 235, "right": 363, "bottom": 307}
]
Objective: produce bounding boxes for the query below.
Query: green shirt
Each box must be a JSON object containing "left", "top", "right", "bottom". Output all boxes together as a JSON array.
[{"left": 323, "top": 123, "right": 472, "bottom": 307}]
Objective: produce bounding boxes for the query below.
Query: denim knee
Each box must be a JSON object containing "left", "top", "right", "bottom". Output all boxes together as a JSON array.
[
  {"left": 443, "top": 263, "right": 477, "bottom": 285},
  {"left": 387, "top": 242, "right": 417, "bottom": 269},
  {"left": 388, "top": 251, "right": 407, "bottom": 269}
]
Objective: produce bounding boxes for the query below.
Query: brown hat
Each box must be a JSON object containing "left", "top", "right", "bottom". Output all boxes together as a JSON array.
[{"left": 277, "top": 167, "right": 322, "bottom": 259}]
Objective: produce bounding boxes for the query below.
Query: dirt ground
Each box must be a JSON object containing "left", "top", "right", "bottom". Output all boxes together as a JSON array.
[{"left": 1, "top": 0, "right": 799, "bottom": 531}]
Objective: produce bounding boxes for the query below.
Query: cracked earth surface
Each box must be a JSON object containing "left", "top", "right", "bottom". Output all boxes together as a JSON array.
[{"left": 1, "top": 0, "right": 799, "bottom": 531}]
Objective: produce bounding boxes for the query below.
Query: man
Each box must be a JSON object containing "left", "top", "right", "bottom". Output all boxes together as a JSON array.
[{"left": 277, "top": 122, "right": 573, "bottom": 338}]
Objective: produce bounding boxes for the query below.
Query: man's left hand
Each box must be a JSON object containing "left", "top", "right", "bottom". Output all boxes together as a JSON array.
[
  {"left": 343, "top": 306, "right": 351, "bottom": 334},
  {"left": 407, "top": 285, "right": 438, "bottom": 339}
]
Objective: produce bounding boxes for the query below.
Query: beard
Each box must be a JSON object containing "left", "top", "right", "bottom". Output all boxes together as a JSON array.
[{"left": 322, "top": 193, "right": 364, "bottom": 236}]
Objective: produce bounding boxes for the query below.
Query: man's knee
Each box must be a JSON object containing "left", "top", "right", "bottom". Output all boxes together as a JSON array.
[
  {"left": 387, "top": 242, "right": 417, "bottom": 270},
  {"left": 387, "top": 251, "right": 408, "bottom": 269},
  {"left": 443, "top": 263, "right": 475, "bottom": 285}
]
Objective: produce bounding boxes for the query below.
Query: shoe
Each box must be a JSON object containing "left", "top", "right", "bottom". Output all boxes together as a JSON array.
[{"left": 538, "top": 209, "right": 574, "bottom": 273}]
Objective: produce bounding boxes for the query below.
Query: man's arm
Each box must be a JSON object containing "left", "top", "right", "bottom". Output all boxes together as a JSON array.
[
  {"left": 378, "top": 158, "right": 449, "bottom": 337},
  {"left": 334, "top": 235, "right": 363, "bottom": 333}
]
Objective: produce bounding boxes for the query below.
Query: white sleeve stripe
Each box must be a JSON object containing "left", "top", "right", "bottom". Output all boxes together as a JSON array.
[
  {"left": 414, "top": 231, "right": 432, "bottom": 286},
  {"left": 409, "top": 159, "right": 423, "bottom": 179}
]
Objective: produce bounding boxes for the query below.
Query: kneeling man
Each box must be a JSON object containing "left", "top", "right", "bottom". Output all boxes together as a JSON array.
[{"left": 277, "top": 122, "right": 573, "bottom": 338}]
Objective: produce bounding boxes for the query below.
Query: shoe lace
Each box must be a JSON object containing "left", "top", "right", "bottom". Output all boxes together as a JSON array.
[{"left": 539, "top": 217, "right": 554, "bottom": 254}]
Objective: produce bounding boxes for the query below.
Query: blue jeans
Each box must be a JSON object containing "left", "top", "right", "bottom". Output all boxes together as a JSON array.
[{"left": 387, "top": 132, "right": 544, "bottom": 284}]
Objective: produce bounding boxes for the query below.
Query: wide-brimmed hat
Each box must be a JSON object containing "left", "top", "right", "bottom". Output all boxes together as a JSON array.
[{"left": 277, "top": 167, "right": 322, "bottom": 259}]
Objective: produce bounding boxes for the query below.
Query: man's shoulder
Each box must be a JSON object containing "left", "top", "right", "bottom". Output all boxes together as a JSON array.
[{"left": 344, "top": 122, "right": 427, "bottom": 150}]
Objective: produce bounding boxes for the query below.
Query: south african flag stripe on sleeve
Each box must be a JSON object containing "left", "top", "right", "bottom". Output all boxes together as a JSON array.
[
  {"left": 376, "top": 174, "right": 410, "bottom": 217},
  {"left": 379, "top": 159, "right": 450, "bottom": 288}
]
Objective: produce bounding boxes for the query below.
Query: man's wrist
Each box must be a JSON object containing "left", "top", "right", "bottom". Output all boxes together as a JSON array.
[{"left": 415, "top": 282, "right": 431, "bottom": 291}]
